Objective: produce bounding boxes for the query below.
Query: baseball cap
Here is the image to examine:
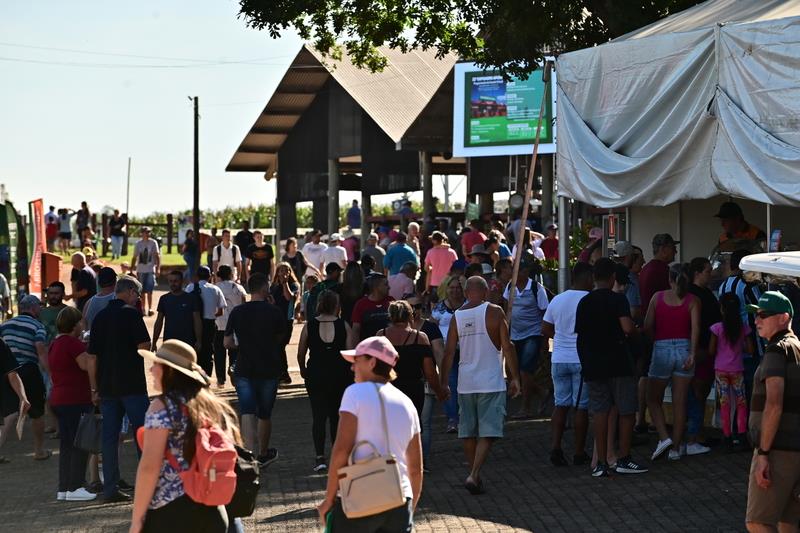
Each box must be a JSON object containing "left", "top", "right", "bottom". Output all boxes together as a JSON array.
[
  {"left": 652, "top": 233, "right": 679, "bottom": 247},
  {"left": 613, "top": 241, "right": 634, "bottom": 257},
  {"left": 714, "top": 201, "right": 744, "bottom": 219},
  {"left": 546, "top": 222, "right": 558, "bottom": 230},
  {"left": 469, "top": 244, "right": 490, "bottom": 256},
  {"left": 341, "top": 336, "right": 399, "bottom": 366},
  {"left": 329, "top": 232, "right": 343, "bottom": 242},
  {"left": 141, "top": 226, "right": 152, "bottom": 233},
  {"left": 588, "top": 227, "right": 603, "bottom": 240},
  {"left": 481, "top": 263, "right": 494, "bottom": 275},
  {"left": 746, "top": 291, "right": 794, "bottom": 317},
  {"left": 368, "top": 232, "right": 379, "bottom": 241},
  {"left": 98, "top": 267, "right": 118, "bottom": 288},
  {"left": 325, "top": 262, "right": 343, "bottom": 274}
]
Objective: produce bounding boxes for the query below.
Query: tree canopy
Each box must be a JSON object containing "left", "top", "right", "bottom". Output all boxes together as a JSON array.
[{"left": 237, "top": 0, "right": 701, "bottom": 78}]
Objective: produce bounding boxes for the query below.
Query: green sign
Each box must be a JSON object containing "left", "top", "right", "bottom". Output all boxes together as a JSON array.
[
  {"left": 466, "top": 202, "right": 480, "bottom": 222},
  {"left": 464, "top": 70, "right": 553, "bottom": 148}
]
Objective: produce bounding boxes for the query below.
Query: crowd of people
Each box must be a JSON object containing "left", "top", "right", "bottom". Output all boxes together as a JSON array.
[{"left": 1, "top": 197, "right": 798, "bottom": 532}]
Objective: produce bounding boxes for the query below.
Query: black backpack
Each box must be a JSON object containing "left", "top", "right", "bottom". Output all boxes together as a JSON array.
[{"left": 226, "top": 445, "right": 260, "bottom": 518}]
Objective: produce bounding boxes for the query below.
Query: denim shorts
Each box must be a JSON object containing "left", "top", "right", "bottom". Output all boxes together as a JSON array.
[
  {"left": 235, "top": 377, "right": 279, "bottom": 419},
  {"left": 649, "top": 338, "right": 694, "bottom": 380},
  {"left": 513, "top": 335, "right": 542, "bottom": 374},
  {"left": 551, "top": 362, "right": 588, "bottom": 409},
  {"left": 139, "top": 272, "right": 156, "bottom": 293},
  {"left": 458, "top": 392, "right": 506, "bottom": 439}
]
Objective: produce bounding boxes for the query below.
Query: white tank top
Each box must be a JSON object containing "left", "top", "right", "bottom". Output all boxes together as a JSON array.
[{"left": 454, "top": 302, "right": 506, "bottom": 393}]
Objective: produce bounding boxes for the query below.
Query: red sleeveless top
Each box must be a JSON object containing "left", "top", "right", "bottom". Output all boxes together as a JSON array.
[{"left": 653, "top": 291, "right": 693, "bottom": 341}]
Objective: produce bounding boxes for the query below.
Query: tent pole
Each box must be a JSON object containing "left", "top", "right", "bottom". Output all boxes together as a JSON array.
[
  {"left": 558, "top": 196, "right": 569, "bottom": 292},
  {"left": 508, "top": 61, "right": 552, "bottom": 318},
  {"left": 766, "top": 203, "right": 772, "bottom": 250}
]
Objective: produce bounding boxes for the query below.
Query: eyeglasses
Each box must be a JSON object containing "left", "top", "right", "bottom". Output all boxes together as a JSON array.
[{"left": 755, "top": 311, "right": 777, "bottom": 319}]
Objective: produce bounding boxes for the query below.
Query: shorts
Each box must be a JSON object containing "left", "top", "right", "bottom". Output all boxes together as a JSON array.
[
  {"left": 513, "top": 335, "right": 542, "bottom": 374},
  {"left": 139, "top": 272, "right": 156, "bottom": 293},
  {"left": 458, "top": 391, "right": 506, "bottom": 439},
  {"left": 746, "top": 449, "right": 800, "bottom": 526},
  {"left": 235, "top": 376, "right": 279, "bottom": 420},
  {"left": 649, "top": 339, "right": 694, "bottom": 380},
  {"left": 587, "top": 376, "right": 637, "bottom": 415},
  {"left": 552, "top": 362, "right": 588, "bottom": 410},
  {"left": 17, "top": 363, "right": 46, "bottom": 419},
  {"left": 58, "top": 232, "right": 71, "bottom": 240}
]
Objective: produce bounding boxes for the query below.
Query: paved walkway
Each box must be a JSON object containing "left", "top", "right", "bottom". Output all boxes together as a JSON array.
[{"left": 0, "top": 279, "right": 753, "bottom": 531}]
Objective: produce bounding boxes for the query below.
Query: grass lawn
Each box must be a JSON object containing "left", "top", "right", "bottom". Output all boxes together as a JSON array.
[{"left": 101, "top": 251, "right": 186, "bottom": 268}]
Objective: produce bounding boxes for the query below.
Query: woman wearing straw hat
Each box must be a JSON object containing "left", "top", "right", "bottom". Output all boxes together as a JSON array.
[
  {"left": 130, "top": 339, "right": 241, "bottom": 533},
  {"left": 317, "top": 336, "right": 423, "bottom": 532}
]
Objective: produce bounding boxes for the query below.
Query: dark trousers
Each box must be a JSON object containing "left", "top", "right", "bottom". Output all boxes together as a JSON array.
[
  {"left": 100, "top": 394, "right": 149, "bottom": 498},
  {"left": 328, "top": 498, "right": 413, "bottom": 533},
  {"left": 279, "top": 320, "right": 293, "bottom": 376},
  {"left": 143, "top": 494, "right": 228, "bottom": 533},
  {"left": 307, "top": 381, "right": 346, "bottom": 457},
  {"left": 199, "top": 319, "right": 216, "bottom": 376},
  {"left": 52, "top": 404, "right": 93, "bottom": 492},
  {"left": 213, "top": 330, "right": 238, "bottom": 385}
]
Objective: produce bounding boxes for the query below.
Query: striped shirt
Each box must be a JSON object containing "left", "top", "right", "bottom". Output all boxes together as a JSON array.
[
  {"left": 0, "top": 314, "right": 46, "bottom": 366},
  {"left": 718, "top": 274, "right": 763, "bottom": 358}
]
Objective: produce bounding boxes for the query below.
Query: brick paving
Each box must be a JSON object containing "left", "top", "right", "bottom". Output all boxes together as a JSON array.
[{"left": 0, "top": 287, "right": 752, "bottom": 531}]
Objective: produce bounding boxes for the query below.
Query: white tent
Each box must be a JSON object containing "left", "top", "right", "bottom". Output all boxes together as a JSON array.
[{"left": 556, "top": 0, "right": 800, "bottom": 208}]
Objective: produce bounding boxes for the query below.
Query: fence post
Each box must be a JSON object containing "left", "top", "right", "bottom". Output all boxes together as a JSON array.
[
  {"left": 101, "top": 214, "right": 109, "bottom": 257},
  {"left": 167, "top": 214, "right": 173, "bottom": 254}
]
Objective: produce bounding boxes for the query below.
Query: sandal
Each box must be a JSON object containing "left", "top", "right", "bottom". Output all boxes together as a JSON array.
[
  {"left": 464, "top": 479, "right": 485, "bottom": 495},
  {"left": 33, "top": 450, "right": 52, "bottom": 461},
  {"left": 0, "top": 457, "right": 10, "bottom": 464}
]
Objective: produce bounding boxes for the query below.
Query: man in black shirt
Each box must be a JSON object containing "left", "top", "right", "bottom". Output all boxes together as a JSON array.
[
  {"left": 235, "top": 221, "right": 255, "bottom": 283},
  {"left": 108, "top": 209, "right": 127, "bottom": 260},
  {"left": 151, "top": 270, "right": 201, "bottom": 351},
  {"left": 0, "top": 339, "right": 30, "bottom": 461},
  {"left": 88, "top": 276, "right": 151, "bottom": 502},
  {"left": 246, "top": 230, "right": 274, "bottom": 280},
  {"left": 575, "top": 258, "right": 647, "bottom": 477},
  {"left": 225, "top": 273, "right": 285, "bottom": 467},
  {"left": 68, "top": 252, "right": 96, "bottom": 313}
]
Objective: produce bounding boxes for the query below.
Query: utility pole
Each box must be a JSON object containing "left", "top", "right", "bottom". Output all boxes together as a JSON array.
[
  {"left": 192, "top": 96, "right": 200, "bottom": 272},
  {"left": 125, "top": 157, "right": 131, "bottom": 214}
]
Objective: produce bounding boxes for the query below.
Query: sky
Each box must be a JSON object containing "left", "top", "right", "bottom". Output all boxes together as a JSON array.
[{"left": 0, "top": 1, "right": 470, "bottom": 218}]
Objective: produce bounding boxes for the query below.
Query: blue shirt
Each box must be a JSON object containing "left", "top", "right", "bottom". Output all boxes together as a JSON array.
[
  {"left": 0, "top": 314, "right": 46, "bottom": 366},
  {"left": 347, "top": 206, "right": 361, "bottom": 229},
  {"left": 502, "top": 279, "right": 549, "bottom": 341},
  {"left": 498, "top": 243, "right": 512, "bottom": 259},
  {"left": 384, "top": 244, "right": 419, "bottom": 275}
]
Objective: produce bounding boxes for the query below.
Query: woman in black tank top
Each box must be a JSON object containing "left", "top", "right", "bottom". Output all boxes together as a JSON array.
[
  {"left": 379, "top": 301, "right": 443, "bottom": 416},
  {"left": 296, "top": 291, "right": 353, "bottom": 471}
]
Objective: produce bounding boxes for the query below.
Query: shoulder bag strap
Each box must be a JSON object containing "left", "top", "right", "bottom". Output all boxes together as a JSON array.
[{"left": 372, "top": 382, "right": 391, "bottom": 454}]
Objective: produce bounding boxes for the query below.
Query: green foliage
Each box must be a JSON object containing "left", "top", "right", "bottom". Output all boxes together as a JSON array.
[{"left": 237, "top": 0, "right": 702, "bottom": 78}]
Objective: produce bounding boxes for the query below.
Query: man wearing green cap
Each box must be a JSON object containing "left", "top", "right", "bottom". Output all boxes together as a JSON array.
[{"left": 745, "top": 291, "right": 800, "bottom": 531}]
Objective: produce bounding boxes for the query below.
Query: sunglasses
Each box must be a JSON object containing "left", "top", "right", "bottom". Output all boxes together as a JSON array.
[{"left": 755, "top": 311, "right": 777, "bottom": 319}]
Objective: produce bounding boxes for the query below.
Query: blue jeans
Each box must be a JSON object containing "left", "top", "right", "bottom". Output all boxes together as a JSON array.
[
  {"left": 183, "top": 253, "right": 197, "bottom": 281},
  {"left": 443, "top": 352, "right": 459, "bottom": 423},
  {"left": 110, "top": 235, "right": 124, "bottom": 259},
  {"left": 513, "top": 335, "right": 543, "bottom": 373},
  {"left": 100, "top": 394, "right": 149, "bottom": 497},
  {"left": 235, "top": 377, "right": 279, "bottom": 420},
  {"left": 686, "top": 385, "right": 705, "bottom": 436}
]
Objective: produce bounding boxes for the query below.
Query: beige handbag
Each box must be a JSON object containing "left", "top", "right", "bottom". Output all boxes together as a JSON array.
[{"left": 337, "top": 383, "right": 406, "bottom": 519}]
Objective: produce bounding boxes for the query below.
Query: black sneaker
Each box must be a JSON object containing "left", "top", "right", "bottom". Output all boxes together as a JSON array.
[
  {"left": 591, "top": 463, "right": 611, "bottom": 478},
  {"left": 550, "top": 449, "right": 568, "bottom": 467},
  {"left": 87, "top": 481, "right": 103, "bottom": 494},
  {"left": 614, "top": 456, "right": 649, "bottom": 474},
  {"left": 258, "top": 448, "right": 279, "bottom": 468},
  {"left": 634, "top": 423, "right": 649, "bottom": 434},
  {"left": 118, "top": 478, "right": 135, "bottom": 492},
  {"left": 102, "top": 490, "right": 132, "bottom": 504},
  {"left": 573, "top": 452, "right": 591, "bottom": 466}
]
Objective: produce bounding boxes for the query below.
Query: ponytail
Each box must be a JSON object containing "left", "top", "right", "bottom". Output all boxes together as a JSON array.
[{"left": 669, "top": 262, "right": 690, "bottom": 298}]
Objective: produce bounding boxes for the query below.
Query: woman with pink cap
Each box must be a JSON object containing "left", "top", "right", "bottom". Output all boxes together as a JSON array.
[{"left": 317, "top": 336, "right": 422, "bottom": 531}]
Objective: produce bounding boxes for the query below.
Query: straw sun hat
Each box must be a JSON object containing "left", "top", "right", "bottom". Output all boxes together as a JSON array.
[{"left": 138, "top": 339, "right": 211, "bottom": 386}]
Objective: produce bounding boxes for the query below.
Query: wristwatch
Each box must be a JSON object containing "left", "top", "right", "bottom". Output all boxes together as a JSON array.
[{"left": 757, "top": 447, "right": 770, "bottom": 456}]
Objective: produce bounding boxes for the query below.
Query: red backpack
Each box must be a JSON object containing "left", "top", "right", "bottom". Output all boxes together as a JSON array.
[{"left": 137, "top": 415, "right": 238, "bottom": 506}]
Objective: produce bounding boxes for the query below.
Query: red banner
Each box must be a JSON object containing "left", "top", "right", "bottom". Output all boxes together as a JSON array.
[{"left": 28, "top": 199, "right": 46, "bottom": 295}]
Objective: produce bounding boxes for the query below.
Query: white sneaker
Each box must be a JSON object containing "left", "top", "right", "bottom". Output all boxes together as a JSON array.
[
  {"left": 651, "top": 438, "right": 673, "bottom": 460},
  {"left": 57, "top": 491, "right": 66, "bottom": 501},
  {"left": 686, "top": 442, "right": 711, "bottom": 456},
  {"left": 66, "top": 488, "right": 97, "bottom": 501},
  {"left": 668, "top": 449, "right": 681, "bottom": 461}
]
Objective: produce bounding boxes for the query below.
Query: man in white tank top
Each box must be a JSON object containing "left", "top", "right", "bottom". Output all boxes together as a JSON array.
[{"left": 440, "top": 276, "right": 520, "bottom": 495}]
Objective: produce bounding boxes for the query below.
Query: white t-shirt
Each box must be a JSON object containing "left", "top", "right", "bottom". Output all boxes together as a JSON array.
[
  {"left": 215, "top": 280, "right": 247, "bottom": 331},
  {"left": 542, "top": 289, "right": 589, "bottom": 364},
  {"left": 302, "top": 242, "right": 328, "bottom": 274},
  {"left": 134, "top": 239, "right": 161, "bottom": 274},
  {"left": 322, "top": 245, "right": 347, "bottom": 269},
  {"left": 213, "top": 243, "right": 242, "bottom": 278},
  {"left": 186, "top": 281, "right": 227, "bottom": 320},
  {"left": 339, "top": 382, "right": 420, "bottom": 500},
  {"left": 511, "top": 243, "right": 545, "bottom": 260}
]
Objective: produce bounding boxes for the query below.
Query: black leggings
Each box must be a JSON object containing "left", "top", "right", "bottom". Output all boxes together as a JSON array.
[
  {"left": 279, "top": 320, "right": 293, "bottom": 375},
  {"left": 306, "top": 382, "right": 346, "bottom": 457},
  {"left": 199, "top": 319, "right": 216, "bottom": 377},
  {"left": 143, "top": 495, "right": 228, "bottom": 533},
  {"left": 213, "top": 330, "right": 238, "bottom": 385}
]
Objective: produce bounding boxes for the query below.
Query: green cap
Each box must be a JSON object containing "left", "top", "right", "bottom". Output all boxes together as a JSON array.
[{"left": 746, "top": 291, "right": 794, "bottom": 317}]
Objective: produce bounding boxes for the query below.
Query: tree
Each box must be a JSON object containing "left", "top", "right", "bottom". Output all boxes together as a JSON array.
[{"left": 237, "top": 0, "right": 701, "bottom": 78}]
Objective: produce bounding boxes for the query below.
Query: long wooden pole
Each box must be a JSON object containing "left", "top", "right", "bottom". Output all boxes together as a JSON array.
[{"left": 507, "top": 61, "right": 552, "bottom": 319}]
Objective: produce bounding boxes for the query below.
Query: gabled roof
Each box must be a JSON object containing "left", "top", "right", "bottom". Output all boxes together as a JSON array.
[
  {"left": 614, "top": 0, "right": 800, "bottom": 41},
  {"left": 226, "top": 44, "right": 457, "bottom": 174}
]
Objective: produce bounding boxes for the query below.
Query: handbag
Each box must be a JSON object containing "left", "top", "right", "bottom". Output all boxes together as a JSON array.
[
  {"left": 337, "top": 382, "right": 406, "bottom": 519},
  {"left": 74, "top": 410, "right": 102, "bottom": 454}
]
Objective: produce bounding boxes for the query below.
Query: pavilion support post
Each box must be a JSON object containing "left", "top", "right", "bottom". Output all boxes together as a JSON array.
[
  {"left": 420, "top": 151, "right": 434, "bottom": 223},
  {"left": 312, "top": 198, "right": 328, "bottom": 233},
  {"left": 478, "top": 193, "right": 493, "bottom": 217},
  {"left": 277, "top": 202, "right": 297, "bottom": 241},
  {"left": 558, "top": 196, "right": 570, "bottom": 293},
  {"left": 361, "top": 192, "right": 372, "bottom": 251},
  {"left": 541, "top": 154, "right": 554, "bottom": 225},
  {"left": 328, "top": 158, "right": 340, "bottom": 235}
]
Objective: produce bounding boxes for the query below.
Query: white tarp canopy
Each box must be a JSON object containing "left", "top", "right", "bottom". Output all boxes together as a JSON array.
[{"left": 556, "top": 0, "right": 800, "bottom": 207}]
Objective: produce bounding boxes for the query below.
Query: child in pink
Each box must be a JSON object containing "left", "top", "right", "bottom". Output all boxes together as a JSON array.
[{"left": 709, "top": 293, "right": 754, "bottom": 443}]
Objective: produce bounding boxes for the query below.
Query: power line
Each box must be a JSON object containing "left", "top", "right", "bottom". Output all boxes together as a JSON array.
[{"left": 0, "top": 55, "right": 290, "bottom": 69}]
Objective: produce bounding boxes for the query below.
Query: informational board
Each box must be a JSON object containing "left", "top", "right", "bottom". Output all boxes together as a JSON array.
[{"left": 453, "top": 61, "right": 556, "bottom": 158}]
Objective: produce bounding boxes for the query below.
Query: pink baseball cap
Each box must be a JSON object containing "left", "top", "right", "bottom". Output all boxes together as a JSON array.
[{"left": 341, "top": 336, "right": 399, "bottom": 367}]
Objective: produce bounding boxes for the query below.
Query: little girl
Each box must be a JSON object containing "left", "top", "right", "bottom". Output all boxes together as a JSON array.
[{"left": 709, "top": 293, "right": 754, "bottom": 448}]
